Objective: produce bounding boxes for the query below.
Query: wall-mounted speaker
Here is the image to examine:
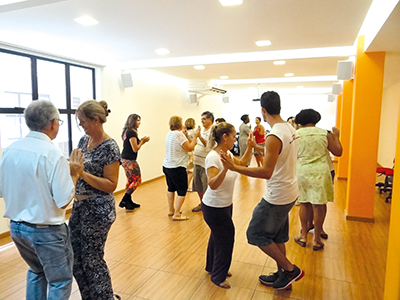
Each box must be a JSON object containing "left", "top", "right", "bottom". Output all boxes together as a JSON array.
[
  {"left": 189, "top": 94, "right": 197, "bottom": 104},
  {"left": 222, "top": 96, "right": 229, "bottom": 103},
  {"left": 337, "top": 60, "right": 354, "bottom": 80},
  {"left": 332, "top": 83, "right": 342, "bottom": 95},
  {"left": 121, "top": 73, "right": 133, "bottom": 88},
  {"left": 327, "top": 94, "right": 336, "bottom": 102}
]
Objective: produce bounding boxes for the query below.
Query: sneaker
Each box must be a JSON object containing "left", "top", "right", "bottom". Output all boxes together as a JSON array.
[
  {"left": 192, "top": 203, "right": 202, "bottom": 212},
  {"left": 272, "top": 265, "right": 304, "bottom": 290},
  {"left": 259, "top": 272, "right": 279, "bottom": 286}
]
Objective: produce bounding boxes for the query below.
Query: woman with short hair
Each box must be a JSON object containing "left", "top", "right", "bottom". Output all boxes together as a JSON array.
[
  {"left": 163, "top": 116, "right": 199, "bottom": 220},
  {"left": 293, "top": 109, "right": 342, "bottom": 251}
]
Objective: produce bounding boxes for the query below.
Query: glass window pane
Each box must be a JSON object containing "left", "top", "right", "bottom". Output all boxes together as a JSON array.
[
  {"left": 0, "top": 114, "right": 29, "bottom": 149},
  {"left": 52, "top": 113, "right": 70, "bottom": 157},
  {"left": 70, "top": 66, "right": 94, "bottom": 109},
  {"left": 0, "top": 52, "right": 32, "bottom": 108},
  {"left": 37, "top": 60, "right": 66, "bottom": 109},
  {"left": 71, "top": 113, "right": 85, "bottom": 149}
]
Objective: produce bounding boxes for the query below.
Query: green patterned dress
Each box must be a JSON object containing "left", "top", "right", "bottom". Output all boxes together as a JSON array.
[{"left": 296, "top": 126, "right": 333, "bottom": 204}]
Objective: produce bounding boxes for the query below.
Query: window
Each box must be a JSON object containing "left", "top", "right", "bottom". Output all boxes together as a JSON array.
[{"left": 0, "top": 48, "right": 96, "bottom": 156}]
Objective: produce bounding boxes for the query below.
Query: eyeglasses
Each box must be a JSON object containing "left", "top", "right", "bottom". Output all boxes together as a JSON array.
[
  {"left": 55, "top": 119, "right": 64, "bottom": 126},
  {"left": 201, "top": 117, "right": 208, "bottom": 121}
]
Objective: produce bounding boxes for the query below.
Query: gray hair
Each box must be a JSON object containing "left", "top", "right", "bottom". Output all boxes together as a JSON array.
[{"left": 24, "top": 100, "right": 59, "bottom": 131}]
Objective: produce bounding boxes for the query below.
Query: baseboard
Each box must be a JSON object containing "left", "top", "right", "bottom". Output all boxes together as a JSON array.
[
  {"left": 0, "top": 231, "right": 10, "bottom": 239},
  {"left": 345, "top": 214, "right": 375, "bottom": 223}
]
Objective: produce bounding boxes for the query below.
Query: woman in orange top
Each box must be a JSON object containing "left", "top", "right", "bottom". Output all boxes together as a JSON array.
[{"left": 253, "top": 117, "right": 265, "bottom": 167}]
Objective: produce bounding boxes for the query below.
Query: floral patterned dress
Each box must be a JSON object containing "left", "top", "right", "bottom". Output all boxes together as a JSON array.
[
  {"left": 69, "top": 135, "right": 121, "bottom": 300},
  {"left": 296, "top": 127, "right": 333, "bottom": 204}
]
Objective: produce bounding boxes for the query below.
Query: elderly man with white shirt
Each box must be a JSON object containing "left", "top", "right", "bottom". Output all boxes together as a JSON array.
[{"left": 0, "top": 100, "right": 81, "bottom": 300}]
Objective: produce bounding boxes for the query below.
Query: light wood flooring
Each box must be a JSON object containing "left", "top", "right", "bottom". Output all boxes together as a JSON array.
[{"left": 0, "top": 168, "right": 391, "bottom": 299}]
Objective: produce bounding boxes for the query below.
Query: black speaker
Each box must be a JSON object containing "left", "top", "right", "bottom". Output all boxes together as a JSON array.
[{"left": 121, "top": 73, "right": 133, "bottom": 88}]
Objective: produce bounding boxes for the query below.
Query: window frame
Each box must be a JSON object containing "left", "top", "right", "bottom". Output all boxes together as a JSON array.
[{"left": 0, "top": 48, "right": 96, "bottom": 155}]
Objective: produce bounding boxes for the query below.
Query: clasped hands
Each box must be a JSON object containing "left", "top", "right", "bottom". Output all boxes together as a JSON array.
[
  {"left": 220, "top": 131, "right": 255, "bottom": 170},
  {"left": 69, "top": 148, "right": 84, "bottom": 177}
]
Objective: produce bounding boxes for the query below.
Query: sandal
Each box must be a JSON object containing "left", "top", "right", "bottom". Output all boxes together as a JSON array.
[
  {"left": 320, "top": 232, "right": 328, "bottom": 239},
  {"left": 312, "top": 241, "right": 324, "bottom": 251},
  {"left": 216, "top": 280, "right": 231, "bottom": 289},
  {"left": 172, "top": 215, "right": 189, "bottom": 221},
  {"left": 294, "top": 236, "right": 307, "bottom": 247}
]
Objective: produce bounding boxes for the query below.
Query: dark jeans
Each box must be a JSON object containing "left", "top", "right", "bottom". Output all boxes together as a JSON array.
[{"left": 202, "top": 202, "right": 234, "bottom": 285}]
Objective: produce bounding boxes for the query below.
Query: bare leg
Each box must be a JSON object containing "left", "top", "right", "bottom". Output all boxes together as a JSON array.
[
  {"left": 320, "top": 204, "right": 327, "bottom": 235},
  {"left": 255, "top": 154, "right": 264, "bottom": 167},
  {"left": 167, "top": 192, "right": 175, "bottom": 215},
  {"left": 259, "top": 242, "right": 293, "bottom": 272},
  {"left": 187, "top": 172, "right": 193, "bottom": 190},
  {"left": 299, "top": 203, "right": 313, "bottom": 240},
  {"left": 312, "top": 204, "right": 326, "bottom": 245},
  {"left": 173, "top": 195, "right": 187, "bottom": 218},
  {"left": 192, "top": 192, "right": 204, "bottom": 212}
]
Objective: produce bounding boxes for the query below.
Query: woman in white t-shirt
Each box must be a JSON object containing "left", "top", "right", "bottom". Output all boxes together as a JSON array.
[
  {"left": 202, "top": 122, "right": 253, "bottom": 289},
  {"left": 163, "top": 116, "right": 199, "bottom": 220}
]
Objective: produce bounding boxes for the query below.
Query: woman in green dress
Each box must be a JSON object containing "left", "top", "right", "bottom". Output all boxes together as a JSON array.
[{"left": 293, "top": 109, "right": 342, "bottom": 251}]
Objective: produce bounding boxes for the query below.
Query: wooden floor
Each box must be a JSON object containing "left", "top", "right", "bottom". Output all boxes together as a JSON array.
[{"left": 0, "top": 167, "right": 391, "bottom": 300}]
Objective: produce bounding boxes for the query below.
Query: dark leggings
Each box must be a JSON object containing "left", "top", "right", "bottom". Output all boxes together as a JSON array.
[{"left": 202, "top": 202, "right": 234, "bottom": 285}]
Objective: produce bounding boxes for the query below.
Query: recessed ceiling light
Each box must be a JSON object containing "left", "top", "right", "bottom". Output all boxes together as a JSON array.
[
  {"left": 155, "top": 48, "right": 170, "bottom": 55},
  {"left": 74, "top": 16, "right": 99, "bottom": 26},
  {"left": 0, "top": 0, "right": 26, "bottom": 6},
  {"left": 219, "top": 0, "right": 243, "bottom": 6},
  {"left": 220, "top": 76, "right": 229, "bottom": 79},
  {"left": 273, "top": 60, "right": 286, "bottom": 65},
  {"left": 194, "top": 65, "right": 205, "bottom": 70},
  {"left": 256, "top": 40, "right": 272, "bottom": 47},
  {"left": 284, "top": 73, "right": 294, "bottom": 77},
  {"left": 296, "top": 85, "right": 304, "bottom": 89}
]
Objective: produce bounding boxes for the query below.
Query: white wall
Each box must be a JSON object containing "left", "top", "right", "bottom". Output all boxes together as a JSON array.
[
  {"left": 378, "top": 82, "right": 400, "bottom": 167},
  {"left": 100, "top": 67, "right": 223, "bottom": 191},
  {"left": 220, "top": 91, "right": 337, "bottom": 133}
]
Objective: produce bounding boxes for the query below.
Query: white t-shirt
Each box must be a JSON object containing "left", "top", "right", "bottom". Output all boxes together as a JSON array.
[
  {"left": 163, "top": 130, "right": 189, "bottom": 168},
  {"left": 263, "top": 122, "right": 299, "bottom": 205},
  {"left": 0, "top": 131, "right": 75, "bottom": 225},
  {"left": 194, "top": 127, "right": 211, "bottom": 168},
  {"left": 202, "top": 150, "right": 239, "bottom": 208}
]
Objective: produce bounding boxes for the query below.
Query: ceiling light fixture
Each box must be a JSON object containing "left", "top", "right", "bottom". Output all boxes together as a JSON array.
[
  {"left": 194, "top": 65, "right": 205, "bottom": 70},
  {"left": 0, "top": 0, "right": 26, "bottom": 6},
  {"left": 296, "top": 85, "right": 304, "bottom": 89},
  {"left": 273, "top": 60, "right": 286, "bottom": 65},
  {"left": 256, "top": 40, "right": 272, "bottom": 47},
  {"left": 74, "top": 16, "right": 99, "bottom": 26},
  {"left": 155, "top": 48, "right": 170, "bottom": 55},
  {"left": 220, "top": 76, "right": 229, "bottom": 79},
  {"left": 219, "top": 0, "right": 243, "bottom": 6},
  {"left": 284, "top": 73, "right": 294, "bottom": 77}
]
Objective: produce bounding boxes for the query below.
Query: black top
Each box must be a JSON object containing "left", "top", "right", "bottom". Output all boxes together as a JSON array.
[{"left": 121, "top": 129, "right": 139, "bottom": 160}]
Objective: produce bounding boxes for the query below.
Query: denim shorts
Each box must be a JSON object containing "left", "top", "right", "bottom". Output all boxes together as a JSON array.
[{"left": 246, "top": 198, "right": 296, "bottom": 247}]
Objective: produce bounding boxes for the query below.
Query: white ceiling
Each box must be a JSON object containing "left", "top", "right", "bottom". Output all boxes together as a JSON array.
[{"left": 0, "top": 0, "right": 399, "bottom": 93}]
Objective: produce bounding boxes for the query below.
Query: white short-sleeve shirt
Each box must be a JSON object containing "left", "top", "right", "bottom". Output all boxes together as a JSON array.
[{"left": 202, "top": 150, "right": 239, "bottom": 208}]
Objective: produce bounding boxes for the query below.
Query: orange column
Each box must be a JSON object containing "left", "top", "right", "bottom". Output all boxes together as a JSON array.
[
  {"left": 384, "top": 85, "right": 400, "bottom": 299},
  {"left": 345, "top": 36, "right": 385, "bottom": 221},
  {"left": 337, "top": 80, "right": 354, "bottom": 179}
]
